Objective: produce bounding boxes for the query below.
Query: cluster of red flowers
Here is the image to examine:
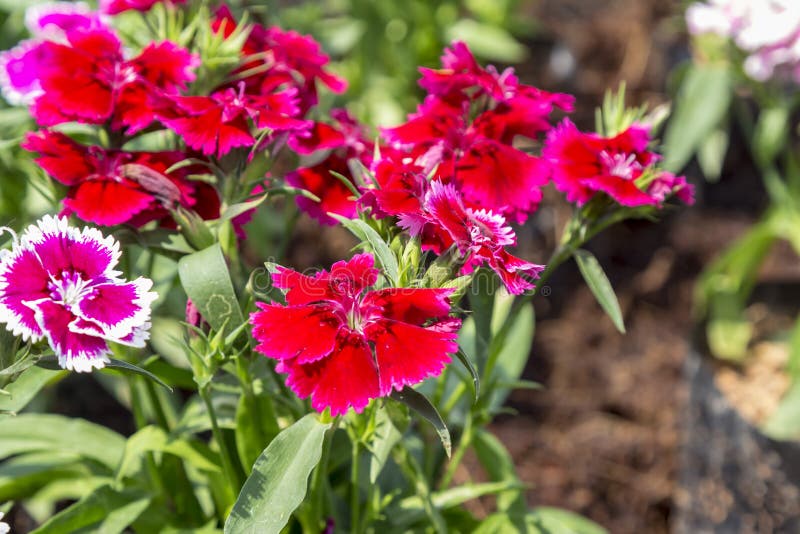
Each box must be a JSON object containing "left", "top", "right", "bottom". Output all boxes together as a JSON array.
[
  {"left": 3, "top": 1, "right": 344, "bottom": 228},
  {"left": 2, "top": 2, "right": 695, "bottom": 416},
  {"left": 290, "top": 43, "right": 693, "bottom": 297}
]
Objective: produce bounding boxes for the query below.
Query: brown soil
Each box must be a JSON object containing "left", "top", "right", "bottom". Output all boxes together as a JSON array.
[{"left": 486, "top": 1, "right": 780, "bottom": 531}]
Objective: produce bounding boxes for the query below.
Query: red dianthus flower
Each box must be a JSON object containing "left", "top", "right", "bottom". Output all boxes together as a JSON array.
[
  {"left": 250, "top": 254, "right": 461, "bottom": 416},
  {"left": 544, "top": 119, "right": 694, "bottom": 207},
  {"left": 23, "top": 130, "right": 219, "bottom": 226}
]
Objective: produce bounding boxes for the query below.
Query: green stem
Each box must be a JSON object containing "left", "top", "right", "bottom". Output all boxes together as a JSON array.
[
  {"left": 350, "top": 439, "right": 361, "bottom": 534},
  {"left": 200, "top": 385, "right": 244, "bottom": 494},
  {"left": 480, "top": 243, "right": 572, "bottom": 389},
  {"left": 143, "top": 379, "right": 171, "bottom": 430},
  {"left": 235, "top": 356, "right": 267, "bottom": 446},
  {"left": 439, "top": 409, "right": 473, "bottom": 489},
  {"left": 129, "top": 378, "right": 168, "bottom": 497},
  {"left": 310, "top": 420, "right": 337, "bottom": 530}
]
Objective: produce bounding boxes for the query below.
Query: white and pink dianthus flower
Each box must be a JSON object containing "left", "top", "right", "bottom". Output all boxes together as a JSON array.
[
  {"left": 687, "top": 0, "right": 800, "bottom": 83},
  {"left": 0, "top": 216, "right": 156, "bottom": 372}
]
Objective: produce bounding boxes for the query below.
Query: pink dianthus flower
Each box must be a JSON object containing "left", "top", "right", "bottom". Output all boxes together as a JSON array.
[{"left": 0, "top": 216, "right": 157, "bottom": 372}]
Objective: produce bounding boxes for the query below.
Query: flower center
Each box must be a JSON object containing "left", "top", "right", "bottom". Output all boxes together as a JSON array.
[
  {"left": 48, "top": 270, "right": 91, "bottom": 307},
  {"left": 600, "top": 151, "right": 639, "bottom": 180}
]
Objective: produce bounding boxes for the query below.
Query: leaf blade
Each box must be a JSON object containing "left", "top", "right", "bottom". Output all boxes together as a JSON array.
[
  {"left": 224, "top": 414, "right": 331, "bottom": 534},
  {"left": 178, "top": 243, "right": 245, "bottom": 336},
  {"left": 391, "top": 386, "right": 451, "bottom": 457},
  {"left": 574, "top": 249, "right": 625, "bottom": 334}
]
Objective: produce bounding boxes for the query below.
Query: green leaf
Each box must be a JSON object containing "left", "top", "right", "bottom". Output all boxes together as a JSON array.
[
  {"left": 528, "top": 507, "right": 608, "bottom": 534},
  {"left": 0, "top": 452, "right": 92, "bottom": 502},
  {"left": 121, "top": 228, "right": 196, "bottom": 256},
  {"left": 235, "top": 392, "right": 272, "bottom": 473},
  {"left": 753, "top": 104, "right": 790, "bottom": 166},
  {"left": 369, "top": 406, "right": 402, "bottom": 484},
  {"left": 445, "top": 19, "right": 527, "bottom": 62},
  {"left": 0, "top": 366, "right": 63, "bottom": 414},
  {"left": 706, "top": 290, "right": 752, "bottom": 361},
  {"left": 391, "top": 386, "right": 451, "bottom": 457},
  {"left": 36, "top": 356, "right": 172, "bottom": 392},
  {"left": 31, "top": 484, "right": 151, "bottom": 534},
  {"left": 178, "top": 243, "right": 245, "bottom": 336},
  {"left": 662, "top": 64, "right": 732, "bottom": 173},
  {"left": 106, "top": 359, "right": 173, "bottom": 391},
  {"left": 473, "top": 513, "right": 527, "bottom": 534},
  {"left": 473, "top": 429, "right": 526, "bottom": 514},
  {"left": 787, "top": 315, "right": 800, "bottom": 381},
  {"left": 330, "top": 215, "right": 399, "bottom": 285},
  {"left": 696, "top": 126, "right": 729, "bottom": 182},
  {"left": 574, "top": 250, "right": 625, "bottom": 333},
  {"left": 0, "top": 414, "right": 125, "bottom": 469},
  {"left": 116, "top": 426, "right": 221, "bottom": 481},
  {"left": 394, "top": 481, "right": 522, "bottom": 530},
  {"left": 762, "top": 383, "right": 800, "bottom": 440},
  {"left": 456, "top": 348, "right": 480, "bottom": 401},
  {"left": 489, "top": 301, "right": 535, "bottom": 412},
  {"left": 470, "top": 270, "right": 500, "bottom": 372},
  {"left": 224, "top": 414, "right": 331, "bottom": 534},
  {"left": 220, "top": 194, "right": 268, "bottom": 223}
]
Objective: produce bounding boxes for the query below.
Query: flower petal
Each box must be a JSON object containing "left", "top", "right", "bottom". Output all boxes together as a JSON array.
[
  {"left": 74, "top": 278, "right": 156, "bottom": 340},
  {"left": 362, "top": 287, "right": 454, "bottom": 327},
  {"left": 21, "top": 215, "right": 121, "bottom": 281},
  {"left": 282, "top": 332, "right": 379, "bottom": 416},
  {"left": 367, "top": 319, "right": 458, "bottom": 397},
  {"left": 250, "top": 303, "right": 341, "bottom": 364},
  {"left": 28, "top": 299, "right": 110, "bottom": 372},
  {"left": 65, "top": 179, "right": 154, "bottom": 226},
  {"left": 0, "top": 247, "right": 49, "bottom": 340}
]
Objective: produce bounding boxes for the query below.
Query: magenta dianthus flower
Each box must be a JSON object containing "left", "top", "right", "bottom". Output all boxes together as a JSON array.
[{"left": 0, "top": 216, "right": 157, "bottom": 372}]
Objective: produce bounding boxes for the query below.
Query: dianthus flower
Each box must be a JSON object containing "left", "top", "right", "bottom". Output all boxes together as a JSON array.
[
  {"left": 212, "top": 7, "right": 346, "bottom": 110},
  {"left": 25, "top": 2, "right": 107, "bottom": 39},
  {"left": 285, "top": 109, "right": 373, "bottom": 225},
  {"left": 0, "top": 2, "right": 107, "bottom": 105},
  {"left": 686, "top": 0, "right": 800, "bottom": 82},
  {"left": 0, "top": 25, "right": 197, "bottom": 132},
  {"left": 23, "top": 130, "right": 220, "bottom": 226},
  {"left": 250, "top": 254, "right": 461, "bottom": 415},
  {"left": 363, "top": 157, "right": 542, "bottom": 294},
  {"left": 543, "top": 119, "right": 694, "bottom": 207},
  {"left": 382, "top": 42, "right": 571, "bottom": 223},
  {"left": 100, "top": 0, "right": 186, "bottom": 15},
  {"left": 0, "top": 216, "right": 157, "bottom": 372},
  {"left": 156, "top": 83, "right": 310, "bottom": 158}
]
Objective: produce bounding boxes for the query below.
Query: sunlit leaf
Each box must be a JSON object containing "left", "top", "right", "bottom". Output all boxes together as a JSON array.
[{"left": 224, "top": 414, "right": 331, "bottom": 534}]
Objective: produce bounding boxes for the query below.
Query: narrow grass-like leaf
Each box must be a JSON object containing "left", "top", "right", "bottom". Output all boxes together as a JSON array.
[
  {"left": 0, "top": 414, "right": 125, "bottom": 470},
  {"left": 0, "top": 366, "right": 63, "bottom": 414},
  {"left": 574, "top": 249, "right": 625, "bottom": 333},
  {"left": 528, "top": 506, "right": 609, "bottom": 534},
  {"left": 220, "top": 194, "right": 268, "bottom": 223},
  {"left": 391, "top": 386, "right": 451, "bottom": 457},
  {"left": 456, "top": 348, "right": 480, "bottom": 402},
  {"left": 330, "top": 214, "right": 399, "bottom": 285},
  {"left": 224, "top": 414, "right": 331, "bottom": 534},
  {"left": 473, "top": 429, "right": 526, "bottom": 514},
  {"left": 116, "top": 426, "right": 221, "bottom": 481},
  {"left": 31, "top": 484, "right": 150, "bottom": 534},
  {"left": 662, "top": 64, "right": 732, "bottom": 173}
]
